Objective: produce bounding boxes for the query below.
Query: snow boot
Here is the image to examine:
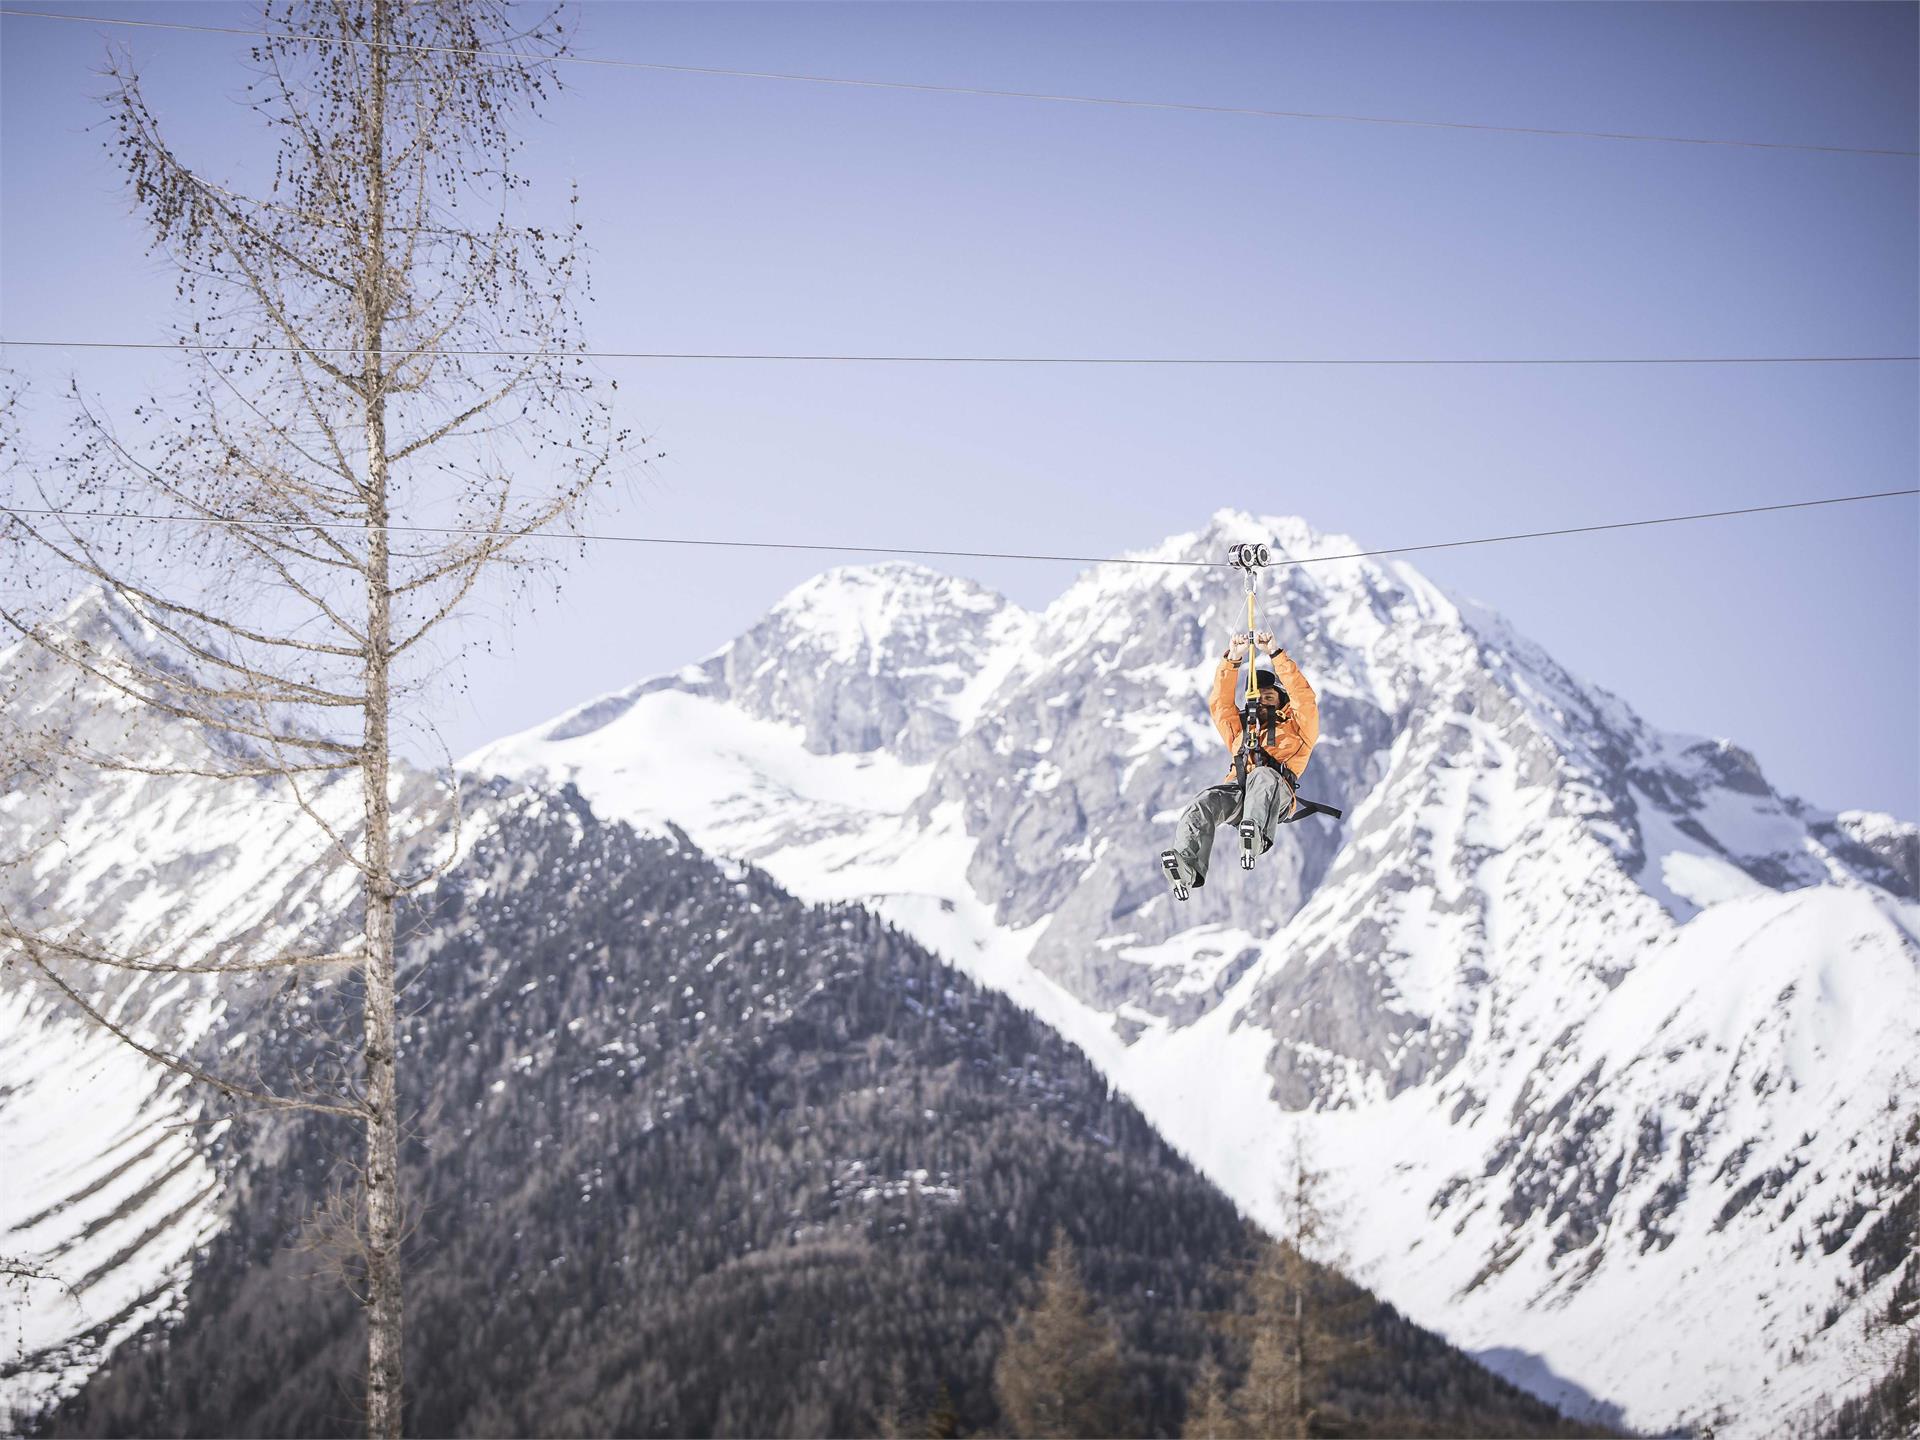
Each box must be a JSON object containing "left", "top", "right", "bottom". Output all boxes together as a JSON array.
[
  {"left": 1238, "top": 822, "right": 1259, "bottom": 870},
  {"left": 1159, "top": 850, "right": 1190, "bottom": 902}
]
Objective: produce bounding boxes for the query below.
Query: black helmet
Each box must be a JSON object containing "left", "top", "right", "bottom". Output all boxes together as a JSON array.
[{"left": 1253, "top": 662, "right": 1288, "bottom": 709}]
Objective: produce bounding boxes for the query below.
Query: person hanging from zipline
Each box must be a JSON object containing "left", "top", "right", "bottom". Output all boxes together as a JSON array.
[{"left": 1160, "top": 628, "right": 1326, "bottom": 902}]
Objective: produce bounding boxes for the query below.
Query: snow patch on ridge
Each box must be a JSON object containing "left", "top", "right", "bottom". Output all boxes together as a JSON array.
[
  {"left": 1662, "top": 850, "right": 1769, "bottom": 909},
  {"left": 468, "top": 689, "right": 930, "bottom": 844}
]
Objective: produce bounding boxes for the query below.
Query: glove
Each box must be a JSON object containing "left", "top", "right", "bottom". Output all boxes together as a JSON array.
[
  {"left": 1226, "top": 633, "right": 1251, "bottom": 663},
  {"left": 1254, "top": 630, "right": 1280, "bottom": 656}
]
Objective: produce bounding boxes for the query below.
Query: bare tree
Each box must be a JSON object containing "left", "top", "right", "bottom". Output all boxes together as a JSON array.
[
  {"left": 1188, "top": 1130, "right": 1366, "bottom": 1440},
  {"left": 1179, "top": 1355, "right": 1237, "bottom": 1440},
  {"left": 993, "top": 1231, "right": 1133, "bottom": 1438},
  {"left": 0, "top": 3, "right": 624, "bottom": 1433},
  {"left": 1244, "top": 1133, "right": 1334, "bottom": 1438}
]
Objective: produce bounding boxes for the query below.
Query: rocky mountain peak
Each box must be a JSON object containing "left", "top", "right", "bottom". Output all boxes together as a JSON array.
[
  {"left": 767, "top": 560, "right": 1014, "bottom": 646},
  {"left": 466, "top": 512, "right": 1919, "bottom": 1437},
  {"left": 709, "top": 561, "right": 1034, "bottom": 760},
  {"left": 2, "top": 585, "right": 259, "bottom": 775},
  {"left": 6, "top": 586, "right": 170, "bottom": 690}
]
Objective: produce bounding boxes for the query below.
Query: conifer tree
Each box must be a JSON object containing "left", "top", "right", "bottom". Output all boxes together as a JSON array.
[
  {"left": 923, "top": 1381, "right": 962, "bottom": 1440},
  {"left": 1185, "top": 1133, "right": 1367, "bottom": 1440},
  {"left": 1235, "top": 1239, "right": 1328, "bottom": 1440},
  {"left": 873, "top": 1359, "right": 911, "bottom": 1440},
  {"left": 993, "top": 1232, "right": 1131, "bottom": 1438},
  {"left": 1179, "top": 1355, "right": 1239, "bottom": 1440},
  {"left": 1232, "top": 1133, "right": 1366, "bottom": 1439}
]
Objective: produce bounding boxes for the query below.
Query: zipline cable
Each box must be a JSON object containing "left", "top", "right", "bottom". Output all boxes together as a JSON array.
[
  {"left": 2, "top": 6, "right": 1914, "bottom": 159},
  {"left": 4, "top": 489, "right": 1914, "bottom": 570},
  {"left": 3, "top": 338, "right": 1915, "bottom": 368}
]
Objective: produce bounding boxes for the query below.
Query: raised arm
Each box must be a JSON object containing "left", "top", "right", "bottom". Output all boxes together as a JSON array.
[
  {"left": 1209, "top": 653, "right": 1244, "bottom": 750},
  {"left": 1268, "top": 647, "right": 1320, "bottom": 749}
]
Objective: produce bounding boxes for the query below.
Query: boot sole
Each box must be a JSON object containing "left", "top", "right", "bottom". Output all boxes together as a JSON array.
[{"left": 1159, "top": 851, "right": 1190, "bottom": 901}]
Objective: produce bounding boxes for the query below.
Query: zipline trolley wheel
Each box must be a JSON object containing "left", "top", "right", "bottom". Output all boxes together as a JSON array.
[{"left": 1226, "top": 541, "right": 1271, "bottom": 573}]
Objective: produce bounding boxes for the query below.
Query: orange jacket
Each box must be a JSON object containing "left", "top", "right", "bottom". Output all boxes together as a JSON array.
[{"left": 1209, "top": 651, "right": 1320, "bottom": 783}]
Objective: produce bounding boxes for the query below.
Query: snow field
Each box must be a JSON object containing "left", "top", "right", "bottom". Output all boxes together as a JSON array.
[{"left": 0, "top": 988, "right": 224, "bottom": 1427}]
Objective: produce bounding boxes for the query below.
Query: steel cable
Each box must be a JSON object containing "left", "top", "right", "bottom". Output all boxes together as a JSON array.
[{"left": 5, "top": 488, "right": 1914, "bottom": 571}]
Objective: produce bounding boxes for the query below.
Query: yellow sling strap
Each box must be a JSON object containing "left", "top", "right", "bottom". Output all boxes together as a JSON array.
[{"left": 1244, "top": 582, "right": 1258, "bottom": 706}]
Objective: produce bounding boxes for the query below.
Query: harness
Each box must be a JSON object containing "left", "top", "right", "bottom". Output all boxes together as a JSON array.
[
  {"left": 1225, "top": 700, "right": 1308, "bottom": 832},
  {"left": 1232, "top": 701, "right": 1298, "bottom": 797}
]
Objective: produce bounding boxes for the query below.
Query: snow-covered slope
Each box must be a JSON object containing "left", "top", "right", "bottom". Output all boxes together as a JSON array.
[
  {"left": 469, "top": 509, "right": 1920, "bottom": 1436},
  {"left": 0, "top": 594, "right": 451, "bottom": 1424},
  {"left": 0, "top": 986, "right": 225, "bottom": 1424}
]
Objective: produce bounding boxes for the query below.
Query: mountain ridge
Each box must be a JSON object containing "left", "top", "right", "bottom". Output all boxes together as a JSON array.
[
  {"left": 8, "top": 523, "right": 1914, "bottom": 1435},
  {"left": 470, "top": 508, "right": 1918, "bottom": 1436},
  {"left": 7, "top": 753, "right": 1606, "bottom": 1439}
]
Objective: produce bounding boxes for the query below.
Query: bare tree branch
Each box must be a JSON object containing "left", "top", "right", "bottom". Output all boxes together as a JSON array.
[{"left": 6, "top": 929, "right": 361, "bottom": 1119}]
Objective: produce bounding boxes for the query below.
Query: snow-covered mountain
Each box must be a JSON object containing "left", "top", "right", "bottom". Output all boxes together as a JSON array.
[
  {"left": 0, "top": 594, "right": 452, "bottom": 1424},
  {"left": 2, "top": 585, "right": 1595, "bottom": 1440},
  {"left": 469, "top": 509, "right": 1920, "bottom": 1436}
]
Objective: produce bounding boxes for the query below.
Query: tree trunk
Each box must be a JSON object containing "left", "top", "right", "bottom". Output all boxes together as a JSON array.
[
  {"left": 361, "top": 456, "right": 401, "bottom": 1440},
  {"left": 1290, "top": 1287, "right": 1304, "bottom": 1439},
  {"left": 360, "top": 3, "right": 402, "bottom": 1434}
]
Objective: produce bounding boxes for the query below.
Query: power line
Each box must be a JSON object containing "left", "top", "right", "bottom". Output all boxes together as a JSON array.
[
  {"left": 3, "top": 338, "right": 1915, "bottom": 368},
  {"left": 4, "top": 6, "right": 1914, "bottom": 160},
  {"left": 5, "top": 489, "right": 1913, "bottom": 571}
]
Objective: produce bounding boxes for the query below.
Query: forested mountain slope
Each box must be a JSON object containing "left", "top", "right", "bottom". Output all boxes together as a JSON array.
[{"left": 38, "top": 789, "right": 1594, "bottom": 1439}]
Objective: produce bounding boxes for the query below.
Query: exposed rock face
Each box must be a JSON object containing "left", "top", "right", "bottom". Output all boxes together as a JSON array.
[
  {"left": 1822, "top": 808, "right": 1920, "bottom": 898},
  {"left": 466, "top": 509, "right": 1918, "bottom": 1437},
  {"left": 639, "top": 563, "right": 1037, "bottom": 762}
]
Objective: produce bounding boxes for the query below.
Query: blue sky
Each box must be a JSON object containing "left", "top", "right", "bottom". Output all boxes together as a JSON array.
[{"left": 3, "top": 2, "right": 1915, "bottom": 816}]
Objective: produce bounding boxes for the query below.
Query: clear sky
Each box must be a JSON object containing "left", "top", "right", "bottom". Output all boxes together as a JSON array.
[{"left": 3, "top": 2, "right": 1915, "bottom": 817}]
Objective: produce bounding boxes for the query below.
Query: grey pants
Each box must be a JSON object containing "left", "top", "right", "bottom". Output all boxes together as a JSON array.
[{"left": 1168, "top": 768, "right": 1292, "bottom": 887}]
